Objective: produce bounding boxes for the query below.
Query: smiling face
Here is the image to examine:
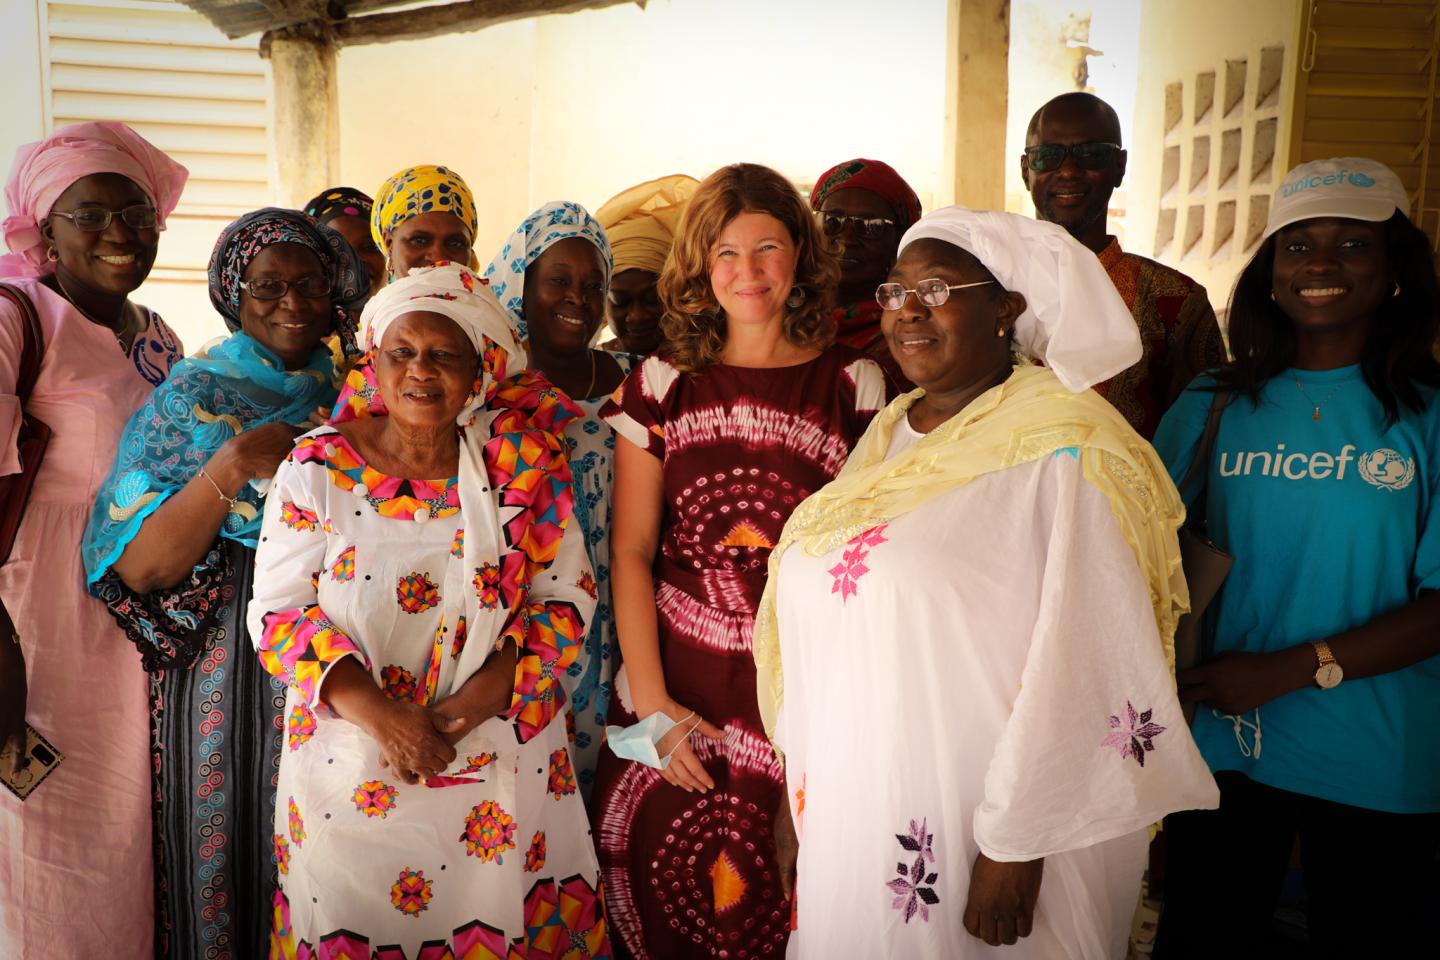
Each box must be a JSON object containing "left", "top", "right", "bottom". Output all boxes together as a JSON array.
[
  {"left": 41, "top": 173, "right": 159, "bottom": 297},
  {"left": 880, "top": 239, "right": 1019, "bottom": 394},
  {"left": 238, "top": 242, "right": 332, "bottom": 370},
  {"left": 325, "top": 213, "right": 386, "bottom": 296},
  {"left": 1022, "top": 97, "right": 1126, "bottom": 243},
  {"left": 387, "top": 211, "right": 473, "bottom": 278},
  {"left": 522, "top": 237, "right": 607, "bottom": 357},
  {"left": 1271, "top": 217, "right": 1391, "bottom": 341},
  {"left": 606, "top": 268, "right": 663, "bottom": 354},
  {"left": 708, "top": 211, "right": 799, "bottom": 328},
  {"left": 818, "top": 186, "right": 900, "bottom": 306},
  {"left": 375, "top": 311, "right": 478, "bottom": 430}
]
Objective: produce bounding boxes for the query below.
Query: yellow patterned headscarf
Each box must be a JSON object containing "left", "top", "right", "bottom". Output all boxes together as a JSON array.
[
  {"left": 752, "top": 363, "right": 1189, "bottom": 740},
  {"left": 371, "top": 164, "right": 480, "bottom": 268},
  {"left": 595, "top": 174, "right": 699, "bottom": 276}
]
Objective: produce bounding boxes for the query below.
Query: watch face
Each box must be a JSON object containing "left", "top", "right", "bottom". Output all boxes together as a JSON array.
[{"left": 1316, "top": 662, "right": 1344, "bottom": 689}]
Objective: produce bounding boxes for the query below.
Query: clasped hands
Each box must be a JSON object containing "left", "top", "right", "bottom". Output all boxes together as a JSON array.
[{"left": 364, "top": 695, "right": 473, "bottom": 785}]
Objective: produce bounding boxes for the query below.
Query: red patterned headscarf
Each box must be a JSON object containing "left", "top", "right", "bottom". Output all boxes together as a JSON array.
[{"left": 809, "top": 158, "right": 921, "bottom": 230}]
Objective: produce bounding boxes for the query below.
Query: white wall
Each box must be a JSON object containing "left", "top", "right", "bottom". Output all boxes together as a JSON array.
[
  {"left": 337, "top": 0, "right": 949, "bottom": 263},
  {"left": 1004, "top": 0, "right": 1142, "bottom": 229},
  {"left": 0, "top": 2, "right": 46, "bottom": 188},
  {"left": 1127, "top": 0, "right": 1299, "bottom": 310}
]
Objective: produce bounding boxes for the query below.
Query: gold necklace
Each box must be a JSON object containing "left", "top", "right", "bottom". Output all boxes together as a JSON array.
[
  {"left": 1293, "top": 373, "right": 1354, "bottom": 421},
  {"left": 583, "top": 349, "right": 598, "bottom": 400},
  {"left": 54, "top": 270, "right": 137, "bottom": 351}
]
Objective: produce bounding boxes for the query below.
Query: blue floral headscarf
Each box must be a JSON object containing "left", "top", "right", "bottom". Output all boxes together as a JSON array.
[{"left": 483, "top": 201, "right": 612, "bottom": 345}]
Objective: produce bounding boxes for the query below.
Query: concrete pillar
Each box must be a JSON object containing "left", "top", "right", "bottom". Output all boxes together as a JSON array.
[
  {"left": 942, "top": 0, "right": 1011, "bottom": 210},
  {"left": 264, "top": 27, "right": 339, "bottom": 209}
]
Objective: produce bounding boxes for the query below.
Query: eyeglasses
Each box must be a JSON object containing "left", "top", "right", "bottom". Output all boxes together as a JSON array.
[
  {"left": 238, "top": 276, "right": 332, "bottom": 300},
  {"left": 50, "top": 204, "right": 158, "bottom": 232},
  {"left": 816, "top": 211, "right": 896, "bottom": 240},
  {"left": 875, "top": 278, "right": 996, "bottom": 311},
  {"left": 1022, "top": 142, "right": 1122, "bottom": 173}
]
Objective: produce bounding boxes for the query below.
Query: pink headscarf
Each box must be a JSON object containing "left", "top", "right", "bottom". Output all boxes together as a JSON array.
[{"left": 1, "top": 121, "right": 188, "bottom": 278}]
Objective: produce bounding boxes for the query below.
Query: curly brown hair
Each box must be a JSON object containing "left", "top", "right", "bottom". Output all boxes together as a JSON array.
[{"left": 658, "top": 163, "right": 839, "bottom": 371}]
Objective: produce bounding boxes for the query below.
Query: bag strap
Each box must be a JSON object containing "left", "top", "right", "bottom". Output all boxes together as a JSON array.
[
  {"left": 1179, "top": 387, "right": 1231, "bottom": 511},
  {"left": 0, "top": 283, "right": 44, "bottom": 404}
]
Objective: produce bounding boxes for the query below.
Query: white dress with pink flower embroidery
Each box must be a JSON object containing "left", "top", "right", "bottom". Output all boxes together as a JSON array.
[
  {"left": 772, "top": 419, "right": 1218, "bottom": 960},
  {"left": 247, "top": 417, "right": 609, "bottom": 958}
]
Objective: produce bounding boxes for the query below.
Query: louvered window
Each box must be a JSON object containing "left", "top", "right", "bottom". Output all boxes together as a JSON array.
[{"left": 40, "top": 0, "right": 272, "bottom": 343}]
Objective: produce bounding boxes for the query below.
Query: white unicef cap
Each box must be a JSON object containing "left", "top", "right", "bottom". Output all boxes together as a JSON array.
[{"left": 1264, "top": 158, "right": 1409, "bottom": 238}]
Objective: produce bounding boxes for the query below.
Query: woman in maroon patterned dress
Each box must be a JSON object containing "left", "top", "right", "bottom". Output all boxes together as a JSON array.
[{"left": 591, "top": 163, "right": 890, "bottom": 959}]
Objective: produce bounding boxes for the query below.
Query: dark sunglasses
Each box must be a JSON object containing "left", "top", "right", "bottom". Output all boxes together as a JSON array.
[
  {"left": 50, "top": 204, "right": 158, "bottom": 232},
  {"left": 1023, "top": 142, "right": 1122, "bottom": 173},
  {"left": 815, "top": 211, "right": 896, "bottom": 240},
  {"left": 239, "top": 275, "right": 332, "bottom": 300}
]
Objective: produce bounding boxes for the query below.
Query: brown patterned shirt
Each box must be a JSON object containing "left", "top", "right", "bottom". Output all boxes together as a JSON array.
[{"left": 1093, "top": 237, "right": 1227, "bottom": 440}]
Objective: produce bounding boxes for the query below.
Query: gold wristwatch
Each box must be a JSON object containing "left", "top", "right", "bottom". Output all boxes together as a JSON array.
[{"left": 1311, "top": 640, "right": 1343, "bottom": 689}]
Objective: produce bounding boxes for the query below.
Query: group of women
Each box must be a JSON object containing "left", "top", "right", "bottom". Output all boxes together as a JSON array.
[{"left": 0, "top": 120, "right": 1434, "bottom": 960}]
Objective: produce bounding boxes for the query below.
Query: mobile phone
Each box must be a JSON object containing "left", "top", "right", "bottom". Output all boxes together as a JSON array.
[{"left": 0, "top": 724, "right": 63, "bottom": 800}]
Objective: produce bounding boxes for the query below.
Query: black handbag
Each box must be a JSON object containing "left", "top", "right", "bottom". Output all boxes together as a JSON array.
[{"left": 1173, "top": 389, "right": 1234, "bottom": 724}]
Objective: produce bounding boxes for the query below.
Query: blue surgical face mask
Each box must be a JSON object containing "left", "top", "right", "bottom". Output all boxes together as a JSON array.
[{"left": 605, "top": 710, "right": 697, "bottom": 770}]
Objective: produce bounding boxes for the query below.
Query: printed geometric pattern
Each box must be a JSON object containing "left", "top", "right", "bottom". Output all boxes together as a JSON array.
[
  {"left": 280, "top": 501, "right": 320, "bottom": 532},
  {"left": 546, "top": 748, "right": 577, "bottom": 800},
  {"left": 293, "top": 433, "right": 460, "bottom": 521},
  {"left": 507, "top": 601, "right": 586, "bottom": 744},
  {"left": 522, "top": 875, "right": 609, "bottom": 959},
  {"left": 258, "top": 605, "right": 361, "bottom": 705},
  {"left": 460, "top": 800, "right": 517, "bottom": 863}
]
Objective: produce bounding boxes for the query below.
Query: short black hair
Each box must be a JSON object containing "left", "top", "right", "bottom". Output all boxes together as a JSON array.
[
  {"left": 1026, "top": 92, "right": 1123, "bottom": 147},
  {"left": 1212, "top": 210, "right": 1440, "bottom": 425}
]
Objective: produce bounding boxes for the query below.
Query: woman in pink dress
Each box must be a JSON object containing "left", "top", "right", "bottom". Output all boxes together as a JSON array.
[
  {"left": 0, "top": 122, "right": 187, "bottom": 955},
  {"left": 589, "top": 163, "right": 890, "bottom": 959}
]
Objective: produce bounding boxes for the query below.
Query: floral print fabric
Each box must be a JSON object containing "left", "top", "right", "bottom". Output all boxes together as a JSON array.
[{"left": 247, "top": 372, "right": 610, "bottom": 955}]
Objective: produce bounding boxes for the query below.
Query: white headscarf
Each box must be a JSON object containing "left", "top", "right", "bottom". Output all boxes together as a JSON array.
[
  {"left": 898, "top": 206, "right": 1141, "bottom": 393},
  {"left": 362, "top": 261, "right": 527, "bottom": 420}
]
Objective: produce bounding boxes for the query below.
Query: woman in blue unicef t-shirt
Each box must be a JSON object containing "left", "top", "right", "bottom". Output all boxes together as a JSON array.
[{"left": 1151, "top": 158, "right": 1440, "bottom": 958}]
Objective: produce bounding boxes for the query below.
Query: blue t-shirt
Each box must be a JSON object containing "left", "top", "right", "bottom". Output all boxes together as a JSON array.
[{"left": 1154, "top": 366, "right": 1440, "bottom": 814}]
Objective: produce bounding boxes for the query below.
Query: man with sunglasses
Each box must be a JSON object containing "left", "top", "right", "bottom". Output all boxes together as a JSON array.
[{"left": 1023, "top": 92, "right": 1225, "bottom": 439}]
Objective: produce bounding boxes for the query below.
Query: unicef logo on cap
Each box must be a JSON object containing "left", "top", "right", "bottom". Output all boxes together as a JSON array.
[
  {"left": 1358, "top": 448, "right": 1415, "bottom": 491},
  {"left": 1347, "top": 172, "right": 1377, "bottom": 188}
]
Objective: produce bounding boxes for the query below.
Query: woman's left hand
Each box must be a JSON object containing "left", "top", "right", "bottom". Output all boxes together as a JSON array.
[
  {"left": 1178, "top": 649, "right": 1305, "bottom": 715},
  {"left": 963, "top": 853, "right": 1044, "bottom": 947},
  {"left": 427, "top": 646, "right": 519, "bottom": 747}
]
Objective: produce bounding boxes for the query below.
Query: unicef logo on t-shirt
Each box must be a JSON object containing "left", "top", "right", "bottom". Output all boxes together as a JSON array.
[
  {"left": 1358, "top": 448, "right": 1415, "bottom": 490},
  {"left": 1348, "top": 172, "right": 1377, "bottom": 187}
]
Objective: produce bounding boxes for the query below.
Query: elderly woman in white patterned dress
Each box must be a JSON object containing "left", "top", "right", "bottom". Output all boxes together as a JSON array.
[{"left": 248, "top": 263, "right": 611, "bottom": 956}]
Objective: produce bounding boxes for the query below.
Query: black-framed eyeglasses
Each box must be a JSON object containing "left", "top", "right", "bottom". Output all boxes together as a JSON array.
[
  {"left": 875, "top": 278, "right": 996, "bottom": 311},
  {"left": 50, "top": 204, "right": 158, "bottom": 232},
  {"left": 815, "top": 211, "right": 896, "bottom": 240},
  {"left": 238, "top": 276, "right": 332, "bottom": 300},
  {"left": 1022, "top": 142, "right": 1122, "bottom": 173}
]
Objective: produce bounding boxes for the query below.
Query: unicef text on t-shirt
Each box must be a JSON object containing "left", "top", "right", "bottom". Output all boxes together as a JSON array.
[{"left": 1217, "top": 442, "right": 1416, "bottom": 490}]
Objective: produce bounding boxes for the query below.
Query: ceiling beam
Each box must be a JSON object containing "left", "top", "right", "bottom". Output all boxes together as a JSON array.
[{"left": 331, "top": 0, "right": 642, "bottom": 47}]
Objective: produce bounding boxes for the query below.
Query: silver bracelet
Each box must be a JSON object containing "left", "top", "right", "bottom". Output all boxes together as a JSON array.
[{"left": 199, "top": 466, "right": 238, "bottom": 507}]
